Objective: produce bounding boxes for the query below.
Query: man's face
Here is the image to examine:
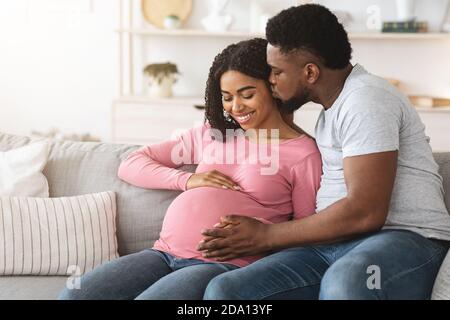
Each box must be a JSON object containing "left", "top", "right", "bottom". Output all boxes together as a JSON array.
[{"left": 267, "top": 44, "right": 311, "bottom": 111}]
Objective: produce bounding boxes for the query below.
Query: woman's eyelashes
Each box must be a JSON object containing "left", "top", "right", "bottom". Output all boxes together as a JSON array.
[{"left": 222, "top": 93, "right": 255, "bottom": 102}]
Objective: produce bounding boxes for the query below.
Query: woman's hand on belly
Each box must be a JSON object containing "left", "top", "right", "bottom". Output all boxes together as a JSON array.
[{"left": 186, "top": 170, "right": 241, "bottom": 191}]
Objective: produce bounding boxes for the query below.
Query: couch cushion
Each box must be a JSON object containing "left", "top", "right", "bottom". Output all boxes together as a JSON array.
[
  {"left": 0, "top": 142, "right": 50, "bottom": 197},
  {"left": 0, "top": 276, "right": 67, "bottom": 300},
  {"left": 434, "top": 153, "right": 450, "bottom": 213},
  {"left": 1, "top": 191, "right": 118, "bottom": 275},
  {"left": 431, "top": 152, "right": 450, "bottom": 300},
  {"left": 0, "top": 132, "right": 193, "bottom": 256}
]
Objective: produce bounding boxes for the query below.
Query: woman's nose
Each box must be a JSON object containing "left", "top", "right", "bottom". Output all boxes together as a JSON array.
[{"left": 232, "top": 98, "right": 244, "bottom": 113}]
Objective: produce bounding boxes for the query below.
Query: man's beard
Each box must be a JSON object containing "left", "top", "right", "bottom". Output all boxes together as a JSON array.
[{"left": 280, "top": 90, "right": 310, "bottom": 113}]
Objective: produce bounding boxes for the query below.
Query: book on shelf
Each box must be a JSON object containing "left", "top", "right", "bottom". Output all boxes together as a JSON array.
[
  {"left": 409, "top": 95, "right": 450, "bottom": 108},
  {"left": 382, "top": 20, "right": 428, "bottom": 33}
]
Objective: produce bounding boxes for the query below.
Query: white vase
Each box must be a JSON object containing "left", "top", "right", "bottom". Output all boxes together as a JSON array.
[
  {"left": 396, "top": 0, "right": 416, "bottom": 21},
  {"left": 440, "top": 0, "right": 450, "bottom": 31},
  {"left": 201, "top": 0, "right": 233, "bottom": 32},
  {"left": 163, "top": 16, "right": 181, "bottom": 30},
  {"left": 201, "top": 13, "right": 233, "bottom": 32},
  {"left": 148, "top": 75, "right": 175, "bottom": 98}
]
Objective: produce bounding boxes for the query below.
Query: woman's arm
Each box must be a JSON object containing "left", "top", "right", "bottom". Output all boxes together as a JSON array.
[
  {"left": 291, "top": 152, "right": 323, "bottom": 219},
  {"left": 117, "top": 124, "right": 207, "bottom": 191}
]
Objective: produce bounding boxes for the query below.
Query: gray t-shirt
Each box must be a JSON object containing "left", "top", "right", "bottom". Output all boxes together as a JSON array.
[{"left": 315, "top": 64, "right": 450, "bottom": 240}]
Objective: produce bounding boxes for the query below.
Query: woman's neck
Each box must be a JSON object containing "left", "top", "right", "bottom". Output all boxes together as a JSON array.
[{"left": 247, "top": 112, "right": 302, "bottom": 142}]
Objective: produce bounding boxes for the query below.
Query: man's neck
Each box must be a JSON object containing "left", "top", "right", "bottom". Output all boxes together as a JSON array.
[{"left": 313, "top": 64, "right": 353, "bottom": 110}]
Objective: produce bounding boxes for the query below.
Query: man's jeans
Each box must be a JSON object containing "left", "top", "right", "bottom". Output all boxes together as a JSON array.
[
  {"left": 204, "top": 230, "right": 449, "bottom": 300},
  {"left": 58, "top": 249, "right": 238, "bottom": 300}
]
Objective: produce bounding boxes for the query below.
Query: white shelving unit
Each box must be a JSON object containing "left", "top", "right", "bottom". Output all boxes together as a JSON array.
[
  {"left": 112, "top": 0, "right": 450, "bottom": 150},
  {"left": 118, "top": 27, "right": 450, "bottom": 40}
]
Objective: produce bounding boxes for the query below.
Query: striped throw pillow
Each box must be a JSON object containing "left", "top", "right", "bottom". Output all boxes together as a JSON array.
[{"left": 0, "top": 191, "right": 118, "bottom": 275}]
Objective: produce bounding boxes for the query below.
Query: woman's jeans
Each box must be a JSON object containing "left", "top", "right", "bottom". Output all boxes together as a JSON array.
[
  {"left": 204, "top": 230, "right": 449, "bottom": 300},
  {"left": 58, "top": 249, "right": 238, "bottom": 300}
]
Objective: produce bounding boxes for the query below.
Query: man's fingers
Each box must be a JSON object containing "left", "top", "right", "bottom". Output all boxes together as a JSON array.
[
  {"left": 203, "top": 248, "right": 233, "bottom": 259},
  {"left": 201, "top": 227, "right": 231, "bottom": 238},
  {"left": 220, "top": 214, "right": 242, "bottom": 225},
  {"left": 197, "top": 234, "right": 229, "bottom": 251},
  {"left": 202, "top": 235, "right": 215, "bottom": 242},
  {"left": 216, "top": 254, "right": 238, "bottom": 262}
]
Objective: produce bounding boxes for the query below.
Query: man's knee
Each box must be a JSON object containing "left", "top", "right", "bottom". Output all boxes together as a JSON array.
[
  {"left": 204, "top": 273, "right": 243, "bottom": 300},
  {"left": 319, "top": 255, "right": 379, "bottom": 300},
  {"left": 57, "top": 286, "right": 87, "bottom": 300}
]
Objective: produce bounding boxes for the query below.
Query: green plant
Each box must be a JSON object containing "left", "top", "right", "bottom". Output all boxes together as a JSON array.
[
  {"left": 166, "top": 14, "right": 180, "bottom": 20},
  {"left": 143, "top": 62, "right": 179, "bottom": 84}
]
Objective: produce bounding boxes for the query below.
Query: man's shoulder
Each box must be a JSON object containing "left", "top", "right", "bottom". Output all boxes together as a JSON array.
[
  {"left": 342, "top": 66, "right": 406, "bottom": 107},
  {"left": 339, "top": 82, "right": 406, "bottom": 117}
]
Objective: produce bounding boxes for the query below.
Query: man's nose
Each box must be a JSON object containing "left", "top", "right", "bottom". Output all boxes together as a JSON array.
[{"left": 269, "top": 71, "right": 276, "bottom": 85}]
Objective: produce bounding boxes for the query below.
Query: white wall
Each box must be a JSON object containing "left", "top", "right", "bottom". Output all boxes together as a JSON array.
[
  {"left": 0, "top": 0, "right": 449, "bottom": 142},
  {"left": 0, "top": 0, "right": 118, "bottom": 141}
]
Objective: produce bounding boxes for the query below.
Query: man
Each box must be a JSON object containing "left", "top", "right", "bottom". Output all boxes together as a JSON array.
[{"left": 199, "top": 4, "right": 450, "bottom": 299}]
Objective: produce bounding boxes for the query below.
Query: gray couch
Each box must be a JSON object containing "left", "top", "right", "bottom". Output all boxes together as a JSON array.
[{"left": 0, "top": 132, "right": 449, "bottom": 300}]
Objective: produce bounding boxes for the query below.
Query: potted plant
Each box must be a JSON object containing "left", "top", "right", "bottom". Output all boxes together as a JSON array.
[{"left": 143, "top": 62, "right": 179, "bottom": 98}]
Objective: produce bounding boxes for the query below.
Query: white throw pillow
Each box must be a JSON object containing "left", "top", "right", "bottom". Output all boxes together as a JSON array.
[
  {"left": 0, "top": 142, "right": 50, "bottom": 197},
  {"left": 0, "top": 191, "right": 118, "bottom": 275}
]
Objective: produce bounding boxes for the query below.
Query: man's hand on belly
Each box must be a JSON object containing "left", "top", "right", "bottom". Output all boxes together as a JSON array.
[{"left": 197, "top": 215, "right": 271, "bottom": 261}]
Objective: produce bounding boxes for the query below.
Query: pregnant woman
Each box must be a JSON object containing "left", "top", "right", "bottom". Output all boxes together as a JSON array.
[{"left": 58, "top": 38, "right": 322, "bottom": 300}]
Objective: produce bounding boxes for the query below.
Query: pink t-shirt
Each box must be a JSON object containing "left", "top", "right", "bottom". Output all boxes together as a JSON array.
[{"left": 118, "top": 124, "right": 322, "bottom": 267}]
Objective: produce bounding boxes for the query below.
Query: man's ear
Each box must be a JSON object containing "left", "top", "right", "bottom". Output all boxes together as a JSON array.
[{"left": 304, "top": 63, "right": 320, "bottom": 84}]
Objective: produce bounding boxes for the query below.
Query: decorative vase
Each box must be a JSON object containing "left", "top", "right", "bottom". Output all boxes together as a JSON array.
[
  {"left": 201, "top": 0, "right": 233, "bottom": 32},
  {"left": 148, "top": 74, "right": 176, "bottom": 98},
  {"left": 163, "top": 15, "right": 181, "bottom": 30},
  {"left": 395, "top": 0, "right": 416, "bottom": 21},
  {"left": 440, "top": 0, "right": 450, "bottom": 32}
]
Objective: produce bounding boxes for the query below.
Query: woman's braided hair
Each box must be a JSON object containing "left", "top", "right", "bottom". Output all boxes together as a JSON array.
[{"left": 204, "top": 38, "right": 280, "bottom": 140}]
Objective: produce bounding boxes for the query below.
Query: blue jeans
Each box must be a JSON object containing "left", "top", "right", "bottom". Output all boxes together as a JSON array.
[
  {"left": 204, "top": 230, "right": 449, "bottom": 300},
  {"left": 58, "top": 249, "right": 238, "bottom": 300}
]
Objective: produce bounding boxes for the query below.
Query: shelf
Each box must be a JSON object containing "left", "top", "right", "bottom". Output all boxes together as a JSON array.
[
  {"left": 414, "top": 106, "right": 450, "bottom": 113},
  {"left": 117, "top": 28, "right": 450, "bottom": 40},
  {"left": 115, "top": 96, "right": 450, "bottom": 113},
  {"left": 349, "top": 32, "right": 450, "bottom": 40},
  {"left": 117, "top": 28, "right": 262, "bottom": 38},
  {"left": 116, "top": 95, "right": 205, "bottom": 106}
]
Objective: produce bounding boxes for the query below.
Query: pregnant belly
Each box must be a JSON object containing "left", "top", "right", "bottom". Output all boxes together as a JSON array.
[{"left": 155, "top": 187, "right": 284, "bottom": 259}]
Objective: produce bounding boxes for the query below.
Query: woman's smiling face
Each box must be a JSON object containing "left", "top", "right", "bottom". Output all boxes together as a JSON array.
[{"left": 220, "top": 70, "right": 277, "bottom": 130}]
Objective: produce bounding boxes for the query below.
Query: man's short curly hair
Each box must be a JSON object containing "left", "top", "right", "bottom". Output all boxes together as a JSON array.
[
  {"left": 204, "top": 38, "right": 281, "bottom": 139},
  {"left": 266, "top": 4, "right": 352, "bottom": 69}
]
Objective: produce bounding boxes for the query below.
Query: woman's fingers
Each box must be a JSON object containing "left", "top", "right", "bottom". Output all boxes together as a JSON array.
[
  {"left": 209, "top": 172, "right": 241, "bottom": 190},
  {"left": 213, "top": 171, "right": 240, "bottom": 185},
  {"left": 207, "top": 178, "right": 236, "bottom": 190},
  {"left": 213, "top": 177, "right": 240, "bottom": 190}
]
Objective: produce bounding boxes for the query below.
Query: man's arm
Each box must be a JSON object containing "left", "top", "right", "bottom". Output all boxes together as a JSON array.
[
  {"left": 198, "top": 151, "right": 397, "bottom": 260},
  {"left": 266, "top": 150, "right": 398, "bottom": 249}
]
